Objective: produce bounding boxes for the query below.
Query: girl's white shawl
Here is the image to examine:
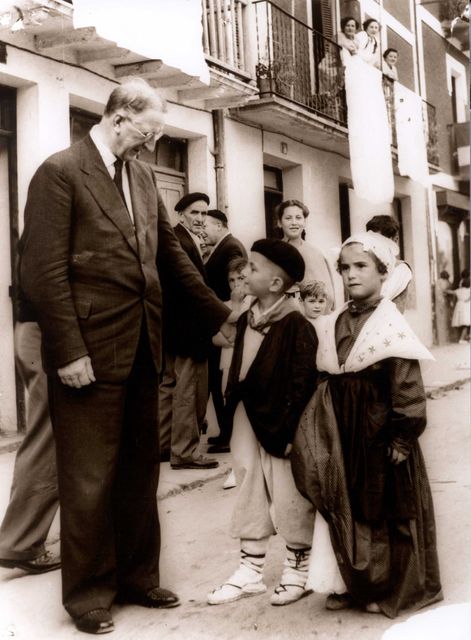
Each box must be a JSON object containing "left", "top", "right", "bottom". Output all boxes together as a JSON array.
[{"left": 316, "top": 298, "right": 434, "bottom": 374}]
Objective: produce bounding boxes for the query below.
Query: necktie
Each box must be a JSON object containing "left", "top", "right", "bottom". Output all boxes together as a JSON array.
[{"left": 113, "top": 158, "right": 128, "bottom": 209}]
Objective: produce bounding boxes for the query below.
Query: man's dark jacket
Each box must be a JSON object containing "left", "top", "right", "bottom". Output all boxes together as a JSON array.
[{"left": 160, "top": 222, "right": 214, "bottom": 361}]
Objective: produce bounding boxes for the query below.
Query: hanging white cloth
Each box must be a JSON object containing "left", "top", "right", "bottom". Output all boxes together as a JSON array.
[
  {"left": 394, "top": 83, "right": 429, "bottom": 186},
  {"left": 344, "top": 55, "right": 395, "bottom": 204},
  {"left": 72, "top": 0, "right": 210, "bottom": 84}
]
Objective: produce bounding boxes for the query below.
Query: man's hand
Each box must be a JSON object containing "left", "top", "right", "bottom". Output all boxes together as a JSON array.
[
  {"left": 58, "top": 356, "right": 95, "bottom": 388},
  {"left": 388, "top": 446, "right": 407, "bottom": 465},
  {"left": 231, "top": 283, "right": 245, "bottom": 305},
  {"left": 219, "top": 320, "right": 236, "bottom": 345}
]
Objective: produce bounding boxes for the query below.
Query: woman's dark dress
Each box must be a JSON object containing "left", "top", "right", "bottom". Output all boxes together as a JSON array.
[{"left": 292, "top": 302, "right": 443, "bottom": 618}]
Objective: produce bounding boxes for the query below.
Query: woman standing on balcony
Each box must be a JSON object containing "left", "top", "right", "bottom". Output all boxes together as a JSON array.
[
  {"left": 356, "top": 18, "right": 382, "bottom": 69},
  {"left": 275, "top": 200, "right": 335, "bottom": 307},
  {"left": 337, "top": 17, "right": 360, "bottom": 64}
]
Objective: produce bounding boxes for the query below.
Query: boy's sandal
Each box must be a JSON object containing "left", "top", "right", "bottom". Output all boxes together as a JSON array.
[
  {"left": 207, "top": 581, "right": 267, "bottom": 605},
  {"left": 270, "top": 583, "right": 313, "bottom": 606}
]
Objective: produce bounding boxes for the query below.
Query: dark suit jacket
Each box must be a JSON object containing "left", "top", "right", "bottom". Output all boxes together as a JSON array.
[
  {"left": 20, "top": 135, "right": 229, "bottom": 381},
  {"left": 173, "top": 223, "right": 206, "bottom": 278},
  {"left": 205, "top": 233, "right": 247, "bottom": 301},
  {"left": 160, "top": 223, "right": 215, "bottom": 361}
]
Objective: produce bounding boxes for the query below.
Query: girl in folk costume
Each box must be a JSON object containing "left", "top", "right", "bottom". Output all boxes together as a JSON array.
[{"left": 291, "top": 231, "right": 443, "bottom": 618}]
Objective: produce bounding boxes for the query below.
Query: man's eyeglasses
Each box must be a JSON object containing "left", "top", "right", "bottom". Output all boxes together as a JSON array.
[{"left": 125, "top": 117, "right": 165, "bottom": 142}]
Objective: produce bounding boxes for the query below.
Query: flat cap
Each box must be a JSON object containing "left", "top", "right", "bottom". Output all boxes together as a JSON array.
[
  {"left": 175, "top": 192, "right": 210, "bottom": 212},
  {"left": 251, "top": 238, "right": 305, "bottom": 283},
  {"left": 207, "top": 209, "right": 228, "bottom": 224}
]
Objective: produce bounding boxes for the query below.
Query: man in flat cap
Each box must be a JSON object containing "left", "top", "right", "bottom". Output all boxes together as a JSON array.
[
  {"left": 203, "top": 209, "right": 247, "bottom": 453},
  {"left": 159, "top": 193, "right": 219, "bottom": 469}
]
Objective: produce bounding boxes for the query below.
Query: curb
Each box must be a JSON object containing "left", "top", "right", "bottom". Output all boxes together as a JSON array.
[
  {"left": 158, "top": 469, "right": 230, "bottom": 501},
  {"left": 425, "top": 377, "right": 470, "bottom": 399}
]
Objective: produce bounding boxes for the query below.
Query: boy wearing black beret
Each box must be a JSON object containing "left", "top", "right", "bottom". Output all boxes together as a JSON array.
[{"left": 208, "top": 239, "right": 318, "bottom": 607}]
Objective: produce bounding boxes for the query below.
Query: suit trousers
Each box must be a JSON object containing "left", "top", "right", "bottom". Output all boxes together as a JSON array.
[
  {"left": 207, "top": 344, "right": 230, "bottom": 442},
  {"left": 0, "top": 322, "right": 58, "bottom": 561},
  {"left": 159, "top": 353, "right": 208, "bottom": 464},
  {"left": 230, "top": 402, "right": 314, "bottom": 551},
  {"left": 48, "top": 322, "right": 161, "bottom": 618}
]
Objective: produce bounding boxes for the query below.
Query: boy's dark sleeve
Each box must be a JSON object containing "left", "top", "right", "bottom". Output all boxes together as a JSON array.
[
  {"left": 387, "top": 357, "right": 427, "bottom": 456},
  {"left": 285, "top": 319, "right": 319, "bottom": 445}
]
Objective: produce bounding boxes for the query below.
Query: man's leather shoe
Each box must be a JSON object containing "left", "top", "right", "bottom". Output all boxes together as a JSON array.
[
  {"left": 118, "top": 586, "right": 180, "bottom": 609},
  {"left": 0, "top": 550, "right": 61, "bottom": 574},
  {"left": 207, "top": 435, "right": 226, "bottom": 445},
  {"left": 207, "top": 443, "right": 230, "bottom": 454},
  {"left": 74, "top": 609, "right": 114, "bottom": 635},
  {"left": 171, "top": 455, "right": 219, "bottom": 470}
]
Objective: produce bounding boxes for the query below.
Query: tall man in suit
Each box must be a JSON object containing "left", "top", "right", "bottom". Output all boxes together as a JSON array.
[
  {"left": 203, "top": 210, "right": 247, "bottom": 452},
  {"left": 20, "top": 79, "right": 232, "bottom": 635},
  {"left": 159, "top": 193, "right": 219, "bottom": 470}
]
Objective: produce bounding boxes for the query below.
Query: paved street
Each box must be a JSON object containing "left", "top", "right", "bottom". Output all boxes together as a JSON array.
[{"left": 0, "top": 378, "right": 470, "bottom": 639}]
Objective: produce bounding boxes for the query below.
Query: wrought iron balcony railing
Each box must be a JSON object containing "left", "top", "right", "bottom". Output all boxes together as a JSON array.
[
  {"left": 202, "top": 0, "right": 248, "bottom": 73},
  {"left": 253, "top": 0, "right": 347, "bottom": 125},
  {"left": 383, "top": 76, "right": 440, "bottom": 167},
  {"left": 448, "top": 121, "right": 469, "bottom": 179},
  {"left": 423, "top": 100, "right": 439, "bottom": 166}
]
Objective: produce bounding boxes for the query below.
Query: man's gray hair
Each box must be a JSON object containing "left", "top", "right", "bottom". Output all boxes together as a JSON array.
[{"left": 104, "top": 78, "right": 167, "bottom": 116}]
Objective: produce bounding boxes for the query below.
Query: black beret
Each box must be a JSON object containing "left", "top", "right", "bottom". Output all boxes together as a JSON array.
[
  {"left": 251, "top": 238, "right": 305, "bottom": 282},
  {"left": 175, "top": 192, "right": 210, "bottom": 212},
  {"left": 207, "top": 209, "right": 228, "bottom": 224}
]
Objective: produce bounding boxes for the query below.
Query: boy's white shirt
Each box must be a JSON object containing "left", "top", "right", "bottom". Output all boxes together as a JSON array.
[
  {"left": 381, "top": 262, "right": 412, "bottom": 301},
  {"left": 315, "top": 298, "right": 433, "bottom": 374}
]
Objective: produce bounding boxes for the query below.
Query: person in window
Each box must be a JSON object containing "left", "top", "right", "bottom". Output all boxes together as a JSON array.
[
  {"left": 337, "top": 16, "right": 360, "bottom": 64},
  {"left": 357, "top": 18, "right": 382, "bottom": 69},
  {"left": 382, "top": 48, "right": 399, "bottom": 81}
]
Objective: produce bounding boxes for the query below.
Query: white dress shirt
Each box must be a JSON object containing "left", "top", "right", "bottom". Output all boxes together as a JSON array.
[{"left": 89, "top": 125, "right": 135, "bottom": 224}]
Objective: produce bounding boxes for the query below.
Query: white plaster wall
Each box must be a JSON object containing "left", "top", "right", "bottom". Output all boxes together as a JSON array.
[
  {"left": 224, "top": 119, "right": 265, "bottom": 248},
  {"left": 0, "top": 46, "right": 117, "bottom": 229},
  {"left": 0, "top": 142, "right": 16, "bottom": 432}
]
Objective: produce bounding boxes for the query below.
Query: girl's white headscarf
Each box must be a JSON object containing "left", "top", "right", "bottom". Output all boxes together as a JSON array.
[{"left": 341, "top": 231, "right": 398, "bottom": 274}]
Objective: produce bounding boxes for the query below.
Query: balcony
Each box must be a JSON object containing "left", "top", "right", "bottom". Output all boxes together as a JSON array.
[
  {"left": 0, "top": 0, "right": 257, "bottom": 110},
  {"left": 180, "top": 0, "right": 258, "bottom": 108},
  {"left": 449, "top": 121, "right": 470, "bottom": 181},
  {"left": 383, "top": 77, "right": 439, "bottom": 169},
  {"left": 234, "top": 0, "right": 349, "bottom": 155}
]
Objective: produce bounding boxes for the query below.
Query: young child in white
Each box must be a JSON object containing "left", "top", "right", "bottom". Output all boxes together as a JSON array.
[
  {"left": 211, "top": 258, "right": 251, "bottom": 489},
  {"left": 300, "top": 280, "right": 332, "bottom": 326},
  {"left": 208, "top": 239, "right": 318, "bottom": 607},
  {"left": 448, "top": 276, "right": 470, "bottom": 343}
]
